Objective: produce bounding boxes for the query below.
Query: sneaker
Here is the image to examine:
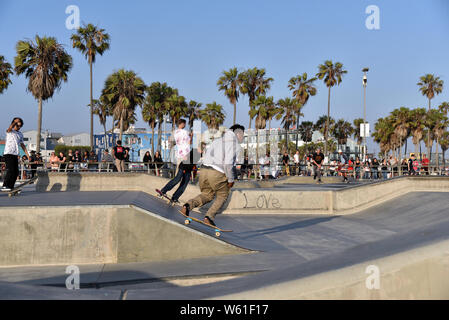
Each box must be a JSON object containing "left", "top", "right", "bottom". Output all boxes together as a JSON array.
[
  {"left": 171, "top": 199, "right": 180, "bottom": 205},
  {"left": 1, "top": 187, "right": 12, "bottom": 192},
  {"left": 203, "top": 216, "right": 216, "bottom": 227},
  {"left": 180, "top": 204, "right": 190, "bottom": 216}
]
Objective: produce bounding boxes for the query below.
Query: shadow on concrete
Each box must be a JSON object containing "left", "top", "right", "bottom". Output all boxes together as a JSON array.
[
  {"left": 36, "top": 171, "right": 49, "bottom": 192},
  {"left": 241, "top": 216, "right": 339, "bottom": 238},
  {"left": 49, "top": 183, "right": 62, "bottom": 192},
  {"left": 67, "top": 172, "right": 81, "bottom": 191},
  {"left": 20, "top": 269, "right": 183, "bottom": 291}
]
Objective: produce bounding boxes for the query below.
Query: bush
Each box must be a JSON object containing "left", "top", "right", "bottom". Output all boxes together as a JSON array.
[{"left": 54, "top": 145, "right": 92, "bottom": 156}]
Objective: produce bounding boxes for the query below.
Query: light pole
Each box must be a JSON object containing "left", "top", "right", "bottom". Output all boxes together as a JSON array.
[{"left": 362, "top": 68, "right": 369, "bottom": 160}]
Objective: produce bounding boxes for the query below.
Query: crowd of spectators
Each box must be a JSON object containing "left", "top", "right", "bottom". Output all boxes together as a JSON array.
[{"left": 235, "top": 150, "right": 448, "bottom": 181}]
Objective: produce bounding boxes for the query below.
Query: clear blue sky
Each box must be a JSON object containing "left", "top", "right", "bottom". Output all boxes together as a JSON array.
[{"left": 1, "top": 0, "right": 448, "bottom": 153}]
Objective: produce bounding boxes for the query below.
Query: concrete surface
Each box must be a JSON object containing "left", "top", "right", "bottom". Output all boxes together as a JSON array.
[
  {"left": 35, "top": 172, "right": 449, "bottom": 215},
  {"left": 1, "top": 188, "right": 449, "bottom": 299},
  {"left": 0, "top": 192, "right": 249, "bottom": 267}
]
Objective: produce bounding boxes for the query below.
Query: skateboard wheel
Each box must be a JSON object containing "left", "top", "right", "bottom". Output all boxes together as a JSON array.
[
  {"left": 184, "top": 219, "right": 190, "bottom": 225},
  {"left": 215, "top": 231, "right": 221, "bottom": 237}
]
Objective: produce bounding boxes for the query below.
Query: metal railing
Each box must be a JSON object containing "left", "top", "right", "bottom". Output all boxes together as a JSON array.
[
  {"left": 235, "top": 162, "right": 449, "bottom": 181},
  {"left": 0, "top": 161, "right": 180, "bottom": 182},
  {"left": 2, "top": 160, "right": 449, "bottom": 184}
]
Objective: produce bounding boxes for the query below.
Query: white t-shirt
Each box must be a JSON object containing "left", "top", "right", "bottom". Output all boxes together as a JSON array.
[
  {"left": 4, "top": 130, "right": 24, "bottom": 156},
  {"left": 294, "top": 153, "right": 300, "bottom": 164},
  {"left": 174, "top": 128, "right": 191, "bottom": 160}
]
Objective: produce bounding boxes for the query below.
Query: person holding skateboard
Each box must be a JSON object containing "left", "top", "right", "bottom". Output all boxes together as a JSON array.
[
  {"left": 181, "top": 124, "right": 244, "bottom": 227},
  {"left": 1, "top": 117, "right": 30, "bottom": 192},
  {"left": 312, "top": 147, "right": 324, "bottom": 183},
  {"left": 156, "top": 119, "right": 193, "bottom": 203}
]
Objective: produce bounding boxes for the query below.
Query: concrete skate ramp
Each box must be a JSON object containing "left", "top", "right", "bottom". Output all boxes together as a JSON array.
[
  {"left": 0, "top": 197, "right": 249, "bottom": 267},
  {"left": 36, "top": 173, "right": 449, "bottom": 215}
]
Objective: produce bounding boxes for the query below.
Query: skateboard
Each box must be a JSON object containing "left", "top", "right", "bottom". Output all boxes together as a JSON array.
[
  {"left": 155, "top": 189, "right": 178, "bottom": 206},
  {"left": 177, "top": 209, "right": 232, "bottom": 237},
  {"left": 8, "top": 176, "right": 38, "bottom": 197}
]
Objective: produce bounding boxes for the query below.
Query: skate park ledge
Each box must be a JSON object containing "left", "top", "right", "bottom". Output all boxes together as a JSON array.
[{"left": 36, "top": 172, "right": 449, "bottom": 215}]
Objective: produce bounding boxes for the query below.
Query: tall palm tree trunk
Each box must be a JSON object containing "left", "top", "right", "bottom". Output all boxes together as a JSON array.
[
  {"left": 119, "top": 116, "right": 124, "bottom": 141},
  {"left": 36, "top": 97, "right": 43, "bottom": 153},
  {"left": 157, "top": 122, "right": 163, "bottom": 152},
  {"left": 233, "top": 102, "right": 236, "bottom": 125},
  {"left": 427, "top": 99, "right": 431, "bottom": 162},
  {"left": 436, "top": 138, "right": 440, "bottom": 170},
  {"left": 256, "top": 130, "right": 259, "bottom": 163},
  {"left": 296, "top": 116, "right": 299, "bottom": 151},
  {"left": 325, "top": 86, "right": 331, "bottom": 157},
  {"left": 151, "top": 123, "right": 155, "bottom": 156},
  {"left": 90, "top": 59, "right": 94, "bottom": 150},
  {"left": 103, "top": 123, "right": 108, "bottom": 149}
]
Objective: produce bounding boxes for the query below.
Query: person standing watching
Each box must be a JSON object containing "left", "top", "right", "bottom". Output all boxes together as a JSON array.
[
  {"left": 282, "top": 151, "right": 290, "bottom": 176},
  {"left": 1, "top": 118, "right": 30, "bottom": 192},
  {"left": 294, "top": 150, "right": 300, "bottom": 176},
  {"left": 113, "top": 140, "right": 127, "bottom": 172},
  {"left": 312, "top": 147, "right": 324, "bottom": 183},
  {"left": 181, "top": 124, "right": 244, "bottom": 227}
]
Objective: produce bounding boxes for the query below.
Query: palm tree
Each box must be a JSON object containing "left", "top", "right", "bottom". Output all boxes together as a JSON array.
[
  {"left": 165, "top": 94, "right": 188, "bottom": 131},
  {"left": 238, "top": 67, "right": 273, "bottom": 129},
  {"left": 92, "top": 97, "right": 111, "bottom": 149},
  {"left": 288, "top": 72, "right": 317, "bottom": 147},
  {"left": 142, "top": 92, "right": 159, "bottom": 156},
  {"left": 298, "top": 121, "right": 314, "bottom": 143},
  {"left": 144, "top": 82, "right": 177, "bottom": 152},
  {"left": 316, "top": 60, "right": 348, "bottom": 156},
  {"left": 332, "top": 119, "right": 354, "bottom": 151},
  {"left": 422, "top": 109, "right": 441, "bottom": 163},
  {"left": 249, "top": 96, "right": 275, "bottom": 130},
  {"left": 187, "top": 100, "right": 202, "bottom": 150},
  {"left": 201, "top": 102, "right": 225, "bottom": 131},
  {"left": 71, "top": 23, "right": 110, "bottom": 149},
  {"left": 250, "top": 95, "right": 275, "bottom": 159},
  {"left": 101, "top": 69, "right": 146, "bottom": 140},
  {"left": 187, "top": 100, "right": 202, "bottom": 130},
  {"left": 372, "top": 117, "right": 395, "bottom": 159},
  {"left": 14, "top": 35, "right": 73, "bottom": 153},
  {"left": 217, "top": 67, "right": 240, "bottom": 125},
  {"left": 315, "top": 115, "right": 335, "bottom": 137},
  {"left": 417, "top": 74, "right": 444, "bottom": 160},
  {"left": 432, "top": 111, "right": 448, "bottom": 169},
  {"left": 409, "top": 108, "right": 427, "bottom": 158},
  {"left": 390, "top": 107, "right": 411, "bottom": 158},
  {"left": 439, "top": 131, "right": 449, "bottom": 166},
  {"left": 438, "top": 102, "right": 449, "bottom": 116},
  {"left": 276, "top": 98, "right": 302, "bottom": 150},
  {"left": 0, "top": 55, "right": 13, "bottom": 94}
]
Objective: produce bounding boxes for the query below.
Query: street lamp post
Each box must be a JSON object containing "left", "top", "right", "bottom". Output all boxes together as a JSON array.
[{"left": 362, "top": 68, "right": 369, "bottom": 160}]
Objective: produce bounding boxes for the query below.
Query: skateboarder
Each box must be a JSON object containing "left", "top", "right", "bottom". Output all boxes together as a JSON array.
[
  {"left": 1, "top": 117, "right": 30, "bottom": 192},
  {"left": 156, "top": 119, "right": 193, "bottom": 203},
  {"left": 181, "top": 124, "right": 245, "bottom": 227}
]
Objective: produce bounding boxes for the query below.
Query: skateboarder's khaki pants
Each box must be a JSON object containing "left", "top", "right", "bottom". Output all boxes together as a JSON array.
[{"left": 186, "top": 168, "right": 230, "bottom": 220}]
